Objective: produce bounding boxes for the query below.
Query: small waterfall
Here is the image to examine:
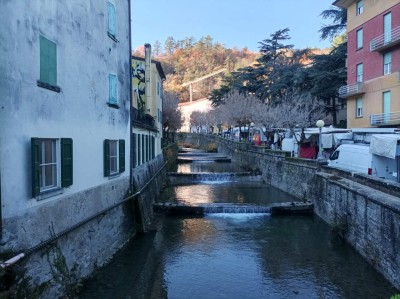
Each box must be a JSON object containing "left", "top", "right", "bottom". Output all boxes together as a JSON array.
[
  {"left": 203, "top": 204, "right": 271, "bottom": 214},
  {"left": 168, "top": 172, "right": 261, "bottom": 184},
  {"left": 196, "top": 173, "right": 237, "bottom": 182}
]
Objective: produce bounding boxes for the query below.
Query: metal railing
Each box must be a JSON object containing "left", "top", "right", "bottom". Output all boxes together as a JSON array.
[
  {"left": 370, "top": 111, "right": 400, "bottom": 126},
  {"left": 131, "top": 107, "right": 157, "bottom": 131},
  {"left": 370, "top": 26, "right": 400, "bottom": 52},
  {"left": 338, "top": 83, "right": 364, "bottom": 98}
]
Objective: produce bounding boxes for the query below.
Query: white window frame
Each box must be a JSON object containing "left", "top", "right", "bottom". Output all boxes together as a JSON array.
[
  {"left": 39, "top": 139, "right": 61, "bottom": 192},
  {"left": 356, "top": 98, "right": 363, "bottom": 118},
  {"left": 383, "top": 52, "right": 392, "bottom": 75},
  {"left": 356, "top": 63, "right": 363, "bottom": 82},
  {"left": 109, "top": 140, "right": 119, "bottom": 175},
  {"left": 356, "top": 0, "right": 363, "bottom": 15},
  {"left": 356, "top": 28, "right": 363, "bottom": 49}
]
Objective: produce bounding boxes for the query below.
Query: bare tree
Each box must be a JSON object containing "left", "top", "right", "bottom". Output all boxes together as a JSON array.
[
  {"left": 163, "top": 91, "right": 183, "bottom": 142},
  {"left": 190, "top": 111, "right": 209, "bottom": 133},
  {"left": 266, "top": 93, "right": 326, "bottom": 143},
  {"left": 220, "top": 90, "right": 262, "bottom": 130}
]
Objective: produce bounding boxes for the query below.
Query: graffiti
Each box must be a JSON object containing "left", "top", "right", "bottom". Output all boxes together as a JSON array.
[{"left": 132, "top": 59, "right": 146, "bottom": 112}]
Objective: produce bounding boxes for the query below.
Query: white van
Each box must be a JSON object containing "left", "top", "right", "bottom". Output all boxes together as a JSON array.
[{"left": 328, "top": 144, "right": 372, "bottom": 175}]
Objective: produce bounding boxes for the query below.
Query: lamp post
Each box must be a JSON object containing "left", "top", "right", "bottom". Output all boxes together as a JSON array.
[{"left": 316, "top": 119, "right": 325, "bottom": 160}]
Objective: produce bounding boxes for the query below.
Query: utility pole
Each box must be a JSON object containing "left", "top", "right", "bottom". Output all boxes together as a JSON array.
[{"left": 182, "top": 68, "right": 226, "bottom": 102}]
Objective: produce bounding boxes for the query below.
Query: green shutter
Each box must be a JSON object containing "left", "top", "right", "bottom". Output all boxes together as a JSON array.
[
  {"left": 109, "top": 74, "right": 117, "bottom": 104},
  {"left": 61, "top": 138, "right": 73, "bottom": 187},
  {"left": 104, "top": 139, "right": 110, "bottom": 176},
  {"left": 133, "top": 134, "right": 137, "bottom": 168},
  {"left": 108, "top": 2, "right": 116, "bottom": 36},
  {"left": 152, "top": 136, "right": 155, "bottom": 159},
  {"left": 48, "top": 41, "right": 57, "bottom": 86},
  {"left": 31, "top": 138, "right": 41, "bottom": 197},
  {"left": 142, "top": 134, "right": 146, "bottom": 163},
  {"left": 40, "top": 35, "right": 57, "bottom": 86},
  {"left": 119, "top": 139, "right": 125, "bottom": 173}
]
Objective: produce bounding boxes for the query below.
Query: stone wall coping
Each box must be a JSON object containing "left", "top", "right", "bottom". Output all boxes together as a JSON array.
[{"left": 317, "top": 172, "right": 400, "bottom": 214}]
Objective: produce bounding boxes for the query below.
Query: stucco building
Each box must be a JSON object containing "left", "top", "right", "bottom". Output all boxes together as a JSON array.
[
  {"left": 132, "top": 45, "right": 165, "bottom": 167},
  {"left": 0, "top": 1, "right": 133, "bottom": 296},
  {"left": 335, "top": 0, "right": 400, "bottom": 128}
]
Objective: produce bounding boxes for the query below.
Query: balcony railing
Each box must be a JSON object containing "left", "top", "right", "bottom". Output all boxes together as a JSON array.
[
  {"left": 370, "top": 26, "right": 400, "bottom": 52},
  {"left": 370, "top": 111, "right": 400, "bottom": 126},
  {"left": 338, "top": 83, "right": 364, "bottom": 98},
  {"left": 131, "top": 107, "right": 157, "bottom": 131}
]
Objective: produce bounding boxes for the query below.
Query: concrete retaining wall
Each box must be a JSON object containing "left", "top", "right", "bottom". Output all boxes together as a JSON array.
[
  {"left": 1, "top": 153, "right": 169, "bottom": 298},
  {"left": 179, "top": 133, "right": 400, "bottom": 290}
]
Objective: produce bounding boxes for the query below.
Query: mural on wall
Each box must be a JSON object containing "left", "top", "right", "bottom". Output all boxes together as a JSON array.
[{"left": 132, "top": 59, "right": 146, "bottom": 112}]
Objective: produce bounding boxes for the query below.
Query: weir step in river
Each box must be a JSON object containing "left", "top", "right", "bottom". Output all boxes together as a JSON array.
[{"left": 154, "top": 202, "right": 314, "bottom": 215}]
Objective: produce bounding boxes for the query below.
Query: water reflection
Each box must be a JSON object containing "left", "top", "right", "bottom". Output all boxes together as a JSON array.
[
  {"left": 79, "top": 215, "right": 397, "bottom": 299},
  {"left": 160, "top": 182, "right": 297, "bottom": 205},
  {"left": 176, "top": 161, "right": 243, "bottom": 173},
  {"left": 78, "top": 159, "right": 398, "bottom": 299}
]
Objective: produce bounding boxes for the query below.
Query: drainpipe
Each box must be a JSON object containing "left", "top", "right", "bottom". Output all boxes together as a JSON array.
[
  {"left": 144, "top": 43, "right": 151, "bottom": 114},
  {"left": 128, "top": 0, "right": 133, "bottom": 189}
]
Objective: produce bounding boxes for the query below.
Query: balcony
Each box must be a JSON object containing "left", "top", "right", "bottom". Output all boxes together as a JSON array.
[
  {"left": 370, "top": 111, "right": 400, "bottom": 126},
  {"left": 338, "top": 83, "right": 364, "bottom": 98},
  {"left": 370, "top": 26, "right": 400, "bottom": 52},
  {"left": 131, "top": 107, "right": 158, "bottom": 131}
]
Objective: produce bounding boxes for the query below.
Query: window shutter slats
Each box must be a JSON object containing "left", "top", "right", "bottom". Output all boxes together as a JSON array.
[
  {"left": 104, "top": 139, "right": 110, "bottom": 177},
  {"left": 31, "top": 138, "right": 41, "bottom": 197},
  {"left": 61, "top": 138, "right": 73, "bottom": 187},
  {"left": 119, "top": 139, "right": 125, "bottom": 173}
]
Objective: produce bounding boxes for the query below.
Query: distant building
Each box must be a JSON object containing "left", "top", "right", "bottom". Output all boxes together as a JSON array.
[
  {"left": 0, "top": 0, "right": 132, "bottom": 295},
  {"left": 132, "top": 45, "right": 166, "bottom": 167},
  {"left": 178, "top": 98, "right": 212, "bottom": 132},
  {"left": 334, "top": 0, "right": 400, "bottom": 128}
]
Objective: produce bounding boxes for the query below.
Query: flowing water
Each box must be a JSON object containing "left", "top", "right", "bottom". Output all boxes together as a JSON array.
[{"left": 78, "top": 153, "right": 398, "bottom": 299}]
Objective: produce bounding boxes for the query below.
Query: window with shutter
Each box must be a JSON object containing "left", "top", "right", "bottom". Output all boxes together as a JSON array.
[
  {"left": 31, "top": 137, "right": 71, "bottom": 198},
  {"left": 108, "top": 74, "right": 118, "bottom": 107},
  {"left": 104, "top": 139, "right": 125, "bottom": 177},
  {"left": 108, "top": 2, "right": 116, "bottom": 37},
  {"left": 38, "top": 35, "right": 60, "bottom": 92}
]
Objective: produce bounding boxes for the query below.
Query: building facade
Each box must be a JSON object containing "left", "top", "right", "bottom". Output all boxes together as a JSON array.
[
  {"left": 132, "top": 45, "right": 165, "bottom": 168},
  {"left": 0, "top": 1, "right": 133, "bottom": 296},
  {"left": 335, "top": 0, "right": 400, "bottom": 128}
]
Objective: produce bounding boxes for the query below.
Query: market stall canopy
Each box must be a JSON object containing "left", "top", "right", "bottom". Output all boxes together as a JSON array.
[{"left": 370, "top": 134, "right": 400, "bottom": 159}]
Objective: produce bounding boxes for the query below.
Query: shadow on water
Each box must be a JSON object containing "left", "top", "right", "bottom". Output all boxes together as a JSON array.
[
  {"left": 78, "top": 157, "right": 398, "bottom": 299},
  {"left": 78, "top": 214, "right": 397, "bottom": 299}
]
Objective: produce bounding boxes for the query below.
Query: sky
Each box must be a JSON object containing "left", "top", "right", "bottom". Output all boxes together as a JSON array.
[{"left": 131, "top": 0, "right": 336, "bottom": 52}]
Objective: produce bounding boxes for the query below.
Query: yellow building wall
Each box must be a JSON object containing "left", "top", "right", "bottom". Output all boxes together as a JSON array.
[
  {"left": 347, "top": 0, "right": 399, "bottom": 32},
  {"left": 347, "top": 72, "right": 400, "bottom": 127}
]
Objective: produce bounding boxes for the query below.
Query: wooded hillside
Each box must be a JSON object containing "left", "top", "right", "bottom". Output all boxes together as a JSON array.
[{"left": 133, "top": 35, "right": 257, "bottom": 102}]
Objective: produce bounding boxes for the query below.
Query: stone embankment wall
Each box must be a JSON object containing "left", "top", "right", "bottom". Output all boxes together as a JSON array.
[
  {"left": 179, "top": 133, "right": 400, "bottom": 290},
  {"left": 1, "top": 148, "right": 174, "bottom": 298}
]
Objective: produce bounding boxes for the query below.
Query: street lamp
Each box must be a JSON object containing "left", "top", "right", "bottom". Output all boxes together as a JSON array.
[{"left": 316, "top": 119, "right": 325, "bottom": 160}]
